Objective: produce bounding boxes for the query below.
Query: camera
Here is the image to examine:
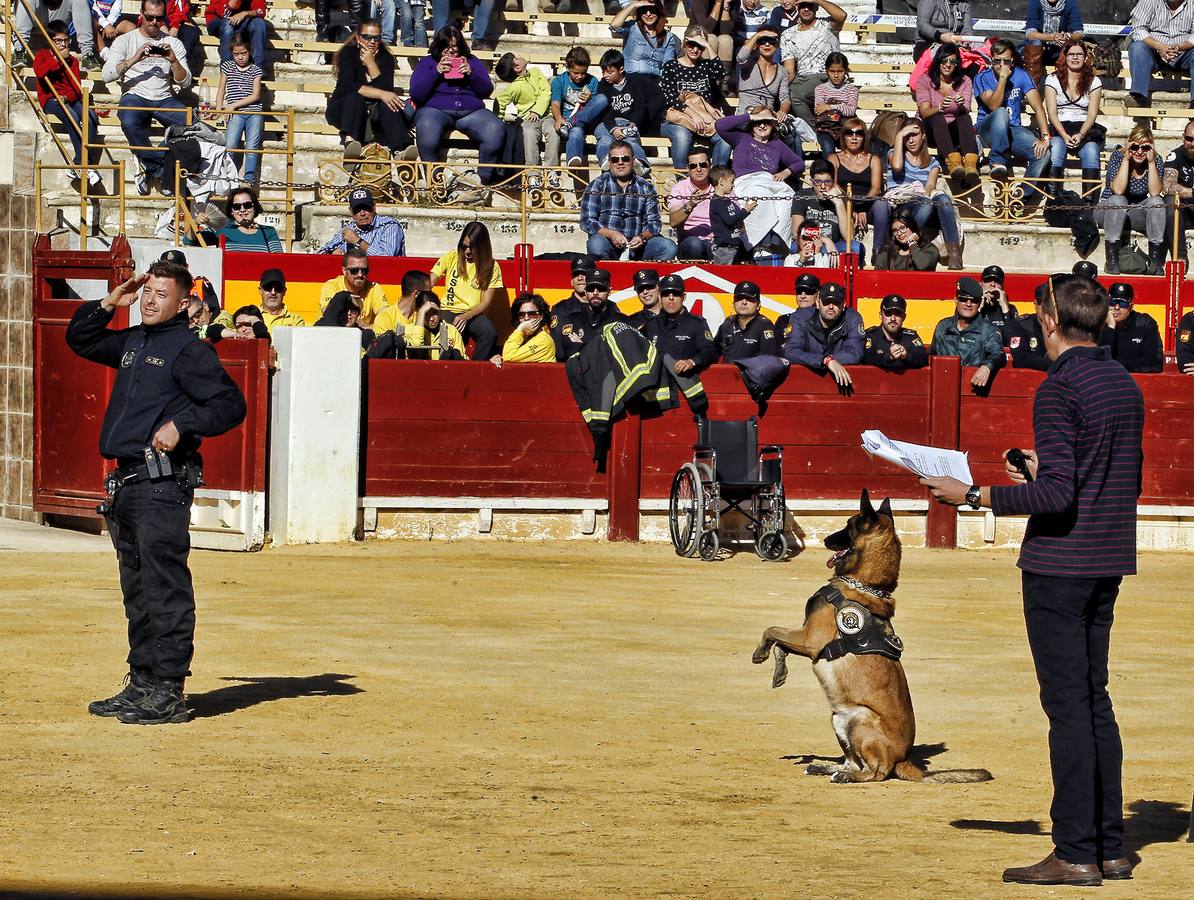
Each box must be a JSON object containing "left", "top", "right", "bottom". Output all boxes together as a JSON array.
[{"left": 145, "top": 44, "right": 168, "bottom": 56}]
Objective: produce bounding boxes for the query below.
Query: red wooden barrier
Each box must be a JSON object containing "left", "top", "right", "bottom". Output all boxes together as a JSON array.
[
  {"left": 198, "top": 341, "right": 270, "bottom": 494},
  {"left": 926, "top": 357, "right": 962, "bottom": 548}
]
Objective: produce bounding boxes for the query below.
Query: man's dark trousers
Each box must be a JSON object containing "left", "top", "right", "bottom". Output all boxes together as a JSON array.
[
  {"left": 1022, "top": 571, "right": 1124, "bottom": 866},
  {"left": 107, "top": 476, "right": 196, "bottom": 680}
]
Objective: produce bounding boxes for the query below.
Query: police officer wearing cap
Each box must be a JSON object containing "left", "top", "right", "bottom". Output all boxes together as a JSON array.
[
  {"left": 716, "top": 281, "right": 780, "bottom": 362},
  {"left": 552, "top": 257, "right": 597, "bottom": 315},
  {"left": 1072, "top": 260, "right": 1099, "bottom": 281},
  {"left": 550, "top": 267, "right": 627, "bottom": 360},
  {"left": 776, "top": 272, "right": 821, "bottom": 343},
  {"left": 316, "top": 187, "right": 407, "bottom": 256},
  {"left": 66, "top": 260, "right": 246, "bottom": 725},
  {"left": 628, "top": 268, "right": 663, "bottom": 329},
  {"left": 1175, "top": 306, "right": 1194, "bottom": 375},
  {"left": 979, "top": 264, "right": 1018, "bottom": 343},
  {"left": 1098, "top": 282, "right": 1164, "bottom": 373},
  {"left": 1007, "top": 280, "right": 1052, "bottom": 371},
  {"left": 931, "top": 276, "right": 1004, "bottom": 388},
  {"left": 862, "top": 295, "right": 928, "bottom": 371},
  {"left": 641, "top": 274, "right": 718, "bottom": 375},
  {"left": 784, "top": 281, "right": 864, "bottom": 388}
]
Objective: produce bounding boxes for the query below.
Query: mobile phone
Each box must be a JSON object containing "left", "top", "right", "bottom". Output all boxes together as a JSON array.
[
  {"left": 145, "top": 44, "right": 168, "bottom": 56},
  {"left": 444, "top": 55, "right": 467, "bottom": 79}
]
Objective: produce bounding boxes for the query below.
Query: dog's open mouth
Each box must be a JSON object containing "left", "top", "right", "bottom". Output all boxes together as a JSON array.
[{"left": 827, "top": 548, "right": 852, "bottom": 569}]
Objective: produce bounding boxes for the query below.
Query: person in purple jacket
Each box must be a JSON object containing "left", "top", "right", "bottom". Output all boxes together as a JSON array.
[{"left": 409, "top": 26, "right": 505, "bottom": 187}]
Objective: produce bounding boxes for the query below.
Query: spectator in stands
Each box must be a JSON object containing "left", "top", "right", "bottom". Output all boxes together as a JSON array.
[
  {"left": 204, "top": 0, "right": 266, "bottom": 68},
  {"left": 230, "top": 304, "right": 272, "bottom": 341},
  {"left": 188, "top": 294, "right": 217, "bottom": 338},
  {"left": 1127, "top": 0, "right": 1194, "bottom": 109},
  {"left": 551, "top": 256, "right": 596, "bottom": 314},
  {"left": 315, "top": 0, "right": 364, "bottom": 44},
  {"left": 217, "top": 187, "right": 283, "bottom": 251},
  {"left": 317, "top": 291, "right": 377, "bottom": 352},
  {"left": 319, "top": 246, "right": 390, "bottom": 325},
  {"left": 551, "top": 47, "right": 603, "bottom": 170},
  {"left": 1096, "top": 123, "right": 1166, "bottom": 276},
  {"left": 101, "top": 0, "right": 191, "bottom": 196},
  {"left": 432, "top": 0, "right": 493, "bottom": 52},
  {"left": 661, "top": 28, "right": 732, "bottom": 173},
  {"left": 691, "top": 0, "right": 735, "bottom": 67},
  {"left": 708, "top": 163, "right": 758, "bottom": 264},
  {"left": 737, "top": 29, "right": 795, "bottom": 148},
  {"left": 15, "top": 0, "right": 101, "bottom": 71},
  {"left": 318, "top": 187, "right": 407, "bottom": 255},
  {"left": 778, "top": 0, "right": 846, "bottom": 130},
  {"left": 872, "top": 210, "right": 939, "bottom": 271},
  {"left": 1044, "top": 38, "right": 1103, "bottom": 205},
  {"left": 716, "top": 280, "right": 781, "bottom": 361},
  {"left": 785, "top": 220, "right": 835, "bottom": 266},
  {"left": 327, "top": 19, "right": 409, "bottom": 165},
  {"left": 93, "top": 0, "right": 137, "bottom": 64},
  {"left": 163, "top": 0, "right": 202, "bottom": 61},
  {"left": 642, "top": 274, "right": 718, "bottom": 376},
  {"left": 828, "top": 115, "right": 886, "bottom": 259},
  {"left": 426, "top": 221, "right": 503, "bottom": 360},
  {"left": 735, "top": 0, "right": 772, "bottom": 48},
  {"left": 257, "top": 268, "right": 308, "bottom": 331},
  {"left": 716, "top": 107, "right": 800, "bottom": 259},
  {"left": 1175, "top": 305, "right": 1194, "bottom": 374},
  {"left": 791, "top": 159, "right": 859, "bottom": 260},
  {"left": 609, "top": 1, "right": 678, "bottom": 78},
  {"left": 1099, "top": 282, "right": 1165, "bottom": 372},
  {"left": 580, "top": 140, "right": 676, "bottom": 261},
  {"left": 886, "top": 119, "right": 964, "bottom": 269},
  {"left": 551, "top": 267, "right": 627, "bottom": 359},
  {"left": 594, "top": 49, "right": 657, "bottom": 170},
  {"left": 410, "top": 26, "right": 505, "bottom": 190},
  {"left": 495, "top": 53, "right": 558, "bottom": 188},
  {"left": 492, "top": 294, "right": 556, "bottom": 366},
  {"left": 979, "top": 264, "right": 1018, "bottom": 342},
  {"left": 862, "top": 294, "right": 928, "bottom": 371},
  {"left": 767, "top": 0, "right": 800, "bottom": 34},
  {"left": 1165, "top": 119, "right": 1194, "bottom": 267},
  {"left": 975, "top": 39, "right": 1051, "bottom": 201},
  {"left": 930, "top": 275, "right": 1003, "bottom": 388},
  {"left": 783, "top": 280, "right": 861, "bottom": 388},
  {"left": 628, "top": 267, "right": 662, "bottom": 326},
  {"left": 914, "top": 0, "right": 972, "bottom": 62},
  {"left": 915, "top": 43, "right": 980, "bottom": 192},
  {"left": 812, "top": 51, "right": 858, "bottom": 158},
  {"left": 1007, "top": 280, "right": 1050, "bottom": 371},
  {"left": 34, "top": 22, "right": 105, "bottom": 191},
  {"left": 668, "top": 148, "right": 715, "bottom": 260},
  {"left": 1023, "top": 0, "right": 1084, "bottom": 86},
  {"left": 215, "top": 31, "right": 263, "bottom": 185},
  {"left": 372, "top": 269, "right": 430, "bottom": 336}
]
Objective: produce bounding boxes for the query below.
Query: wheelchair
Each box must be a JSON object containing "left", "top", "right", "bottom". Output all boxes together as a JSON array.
[{"left": 668, "top": 417, "right": 788, "bottom": 562}]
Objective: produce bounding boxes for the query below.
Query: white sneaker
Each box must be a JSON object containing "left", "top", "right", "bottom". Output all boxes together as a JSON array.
[
  {"left": 548, "top": 170, "right": 562, "bottom": 189},
  {"left": 633, "top": 158, "right": 650, "bottom": 177},
  {"left": 157, "top": 179, "right": 174, "bottom": 198},
  {"left": 527, "top": 172, "right": 543, "bottom": 189},
  {"left": 87, "top": 170, "right": 103, "bottom": 186},
  {"left": 567, "top": 155, "right": 582, "bottom": 168},
  {"left": 135, "top": 170, "right": 150, "bottom": 195}
]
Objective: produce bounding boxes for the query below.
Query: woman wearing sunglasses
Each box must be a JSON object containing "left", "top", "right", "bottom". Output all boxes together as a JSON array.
[
  {"left": 327, "top": 18, "right": 410, "bottom": 165},
  {"left": 914, "top": 43, "right": 980, "bottom": 193},
  {"left": 609, "top": 0, "right": 678, "bottom": 78},
  {"left": 1095, "top": 123, "right": 1166, "bottom": 275},
  {"left": 827, "top": 116, "right": 887, "bottom": 260},
  {"left": 216, "top": 187, "right": 283, "bottom": 252},
  {"left": 1044, "top": 38, "right": 1103, "bottom": 204},
  {"left": 885, "top": 119, "right": 964, "bottom": 269},
  {"left": 661, "top": 27, "right": 732, "bottom": 174},
  {"left": 490, "top": 294, "right": 555, "bottom": 367},
  {"left": 735, "top": 28, "right": 813, "bottom": 157}
]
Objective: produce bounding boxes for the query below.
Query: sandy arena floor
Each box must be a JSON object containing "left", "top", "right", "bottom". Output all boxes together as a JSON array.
[{"left": 0, "top": 528, "right": 1191, "bottom": 899}]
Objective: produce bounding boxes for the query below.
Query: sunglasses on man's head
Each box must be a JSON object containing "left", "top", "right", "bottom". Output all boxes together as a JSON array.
[{"left": 346, "top": 266, "right": 369, "bottom": 275}]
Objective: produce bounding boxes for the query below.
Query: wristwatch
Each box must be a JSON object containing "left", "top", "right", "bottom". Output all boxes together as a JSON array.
[{"left": 965, "top": 485, "right": 982, "bottom": 510}]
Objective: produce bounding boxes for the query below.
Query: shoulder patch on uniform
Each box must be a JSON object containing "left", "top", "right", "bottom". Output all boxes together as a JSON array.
[
  {"left": 550, "top": 315, "right": 558, "bottom": 328},
  {"left": 864, "top": 338, "right": 872, "bottom": 349},
  {"left": 1029, "top": 337, "right": 1038, "bottom": 349},
  {"left": 1009, "top": 336, "right": 1021, "bottom": 348},
  {"left": 912, "top": 338, "right": 923, "bottom": 347},
  {"left": 763, "top": 329, "right": 774, "bottom": 339},
  {"left": 562, "top": 324, "right": 573, "bottom": 335},
  {"left": 1181, "top": 330, "right": 1191, "bottom": 343},
  {"left": 857, "top": 324, "right": 865, "bottom": 335},
  {"left": 704, "top": 330, "right": 713, "bottom": 340},
  {"left": 121, "top": 350, "right": 135, "bottom": 368}
]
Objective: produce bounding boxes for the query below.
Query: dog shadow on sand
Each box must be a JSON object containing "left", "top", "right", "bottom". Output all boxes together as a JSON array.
[{"left": 187, "top": 673, "right": 363, "bottom": 719}]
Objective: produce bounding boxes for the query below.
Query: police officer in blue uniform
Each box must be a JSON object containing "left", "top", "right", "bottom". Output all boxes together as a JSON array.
[
  {"left": 628, "top": 268, "right": 663, "bottom": 329},
  {"left": 1098, "top": 282, "right": 1164, "bottom": 373},
  {"left": 1008, "top": 280, "right": 1052, "bottom": 371},
  {"left": 716, "top": 281, "right": 780, "bottom": 361},
  {"left": 641, "top": 274, "right": 718, "bottom": 375},
  {"left": 862, "top": 295, "right": 929, "bottom": 370},
  {"left": 66, "top": 262, "right": 246, "bottom": 725},
  {"left": 550, "top": 267, "right": 628, "bottom": 361}
]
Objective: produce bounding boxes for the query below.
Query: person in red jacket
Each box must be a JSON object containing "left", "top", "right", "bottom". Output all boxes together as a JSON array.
[
  {"left": 34, "top": 22, "right": 104, "bottom": 189},
  {"left": 163, "top": 0, "right": 202, "bottom": 62},
  {"left": 206, "top": 0, "right": 268, "bottom": 68}
]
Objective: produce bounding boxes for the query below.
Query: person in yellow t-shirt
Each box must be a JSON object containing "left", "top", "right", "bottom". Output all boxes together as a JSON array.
[
  {"left": 405, "top": 291, "right": 467, "bottom": 360},
  {"left": 429, "top": 222, "right": 504, "bottom": 359},
  {"left": 491, "top": 294, "right": 556, "bottom": 366},
  {"left": 318, "top": 246, "right": 390, "bottom": 325},
  {"left": 257, "top": 268, "right": 309, "bottom": 332},
  {"left": 371, "top": 269, "right": 431, "bottom": 336}
]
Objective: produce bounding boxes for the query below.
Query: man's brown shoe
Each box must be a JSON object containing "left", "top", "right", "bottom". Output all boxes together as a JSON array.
[
  {"left": 1101, "top": 857, "right": 1133, "bottom": 880},
  {"left": 1002, "top": 852, "right": 1102, "bottom": 886}
]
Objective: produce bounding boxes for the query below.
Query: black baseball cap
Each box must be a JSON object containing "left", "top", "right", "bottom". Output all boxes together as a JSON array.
[
  {"left": 1073, "top": 260, "right": 1098, "bottom": 280},
  {"left": 259, "top": 268, "right": 286, "bottom": 288},
  {"left": 734, "top": 280, "right": 761, "bottom": 302},
  {"left": 585, "top": 268, "right": 611, "bottom": 289},
  {"left": 880, "top": 294, "right": 907, "bottom": 314},
  {"left": 795, "top": 273, "right": 820, "bottom": 294},
  {"left": 633, "top": 268, "right": 660, "bottom": 291},
  {"left": 659, "top": 273, "right": 686, "bottom": 294},
  {"left": 956, "top": 276, "right": 983, "bottom": 301},
  {"left": 819, "top": 283, "right": 845, "bottom": 305},
  {"left": 348, "top": 188, "right": 374, "bottom": 210},
  {"left": 160, "top": 249, "right": 188, "bottom": 267},
  {"left": 571, "top": 255, "right": 597, "bottom": 277},
  {"left": 1109, "top": 282, "right": 1134, "bottom": 304},
  {"left": 981, "top": 265, "right": 1005, "bottom": 284}
]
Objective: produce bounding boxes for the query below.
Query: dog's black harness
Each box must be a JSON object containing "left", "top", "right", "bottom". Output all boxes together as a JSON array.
[{"left": 813, "top": 585, "right": 904, "bottom": 663}]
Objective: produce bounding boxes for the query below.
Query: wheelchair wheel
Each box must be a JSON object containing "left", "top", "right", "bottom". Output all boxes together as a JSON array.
[
  {"left": 698, "top": 529, "right": 720, "bottom": 561},
  {"left": 755, "top": 530, "right": 788, "bottom": 562},
  {"left": 669, "top": 462, "right": 703, "bottom": 558}
]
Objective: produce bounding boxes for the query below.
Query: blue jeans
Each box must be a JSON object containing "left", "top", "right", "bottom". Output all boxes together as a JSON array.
[
  {"left": 44, "top": 97, "right": 101, "bottom": 166},
  {"left": 208, "top": 16, "right": 267, "bottom": 68},
  {"left": 1128, "top": 39, "right": 1194, "bottom": 102},
  {"left": 594, "top": 124, "right": 647, "bottom": 164},
  {"left": 978, "top": 107, "right": 1050, "bottom": 197},
  {"left": 373, "top": 0, "right": 397, "bottom": 43},
  {"left": 433, "top": 0, "right": 494, "bottom": 43},
  {"left": 399, "top": 0, "right": 427, "bottom": 46},
  {"left": 563, "top": 93, "right": 608, "bottom": 164},
  {"left": 901, "top": 192, "right": 959, "bottom": 244},
  {"left": 117, "top": 92, "right": 188, "bottom": 180},
  {"left": 1049, "top": 134, "right": 1103, "bottom": 171},
  {"left": 862, "top": 199, "right": 891, "bottom": 254},
  {"left": 660, "top": 122, "right": 730, "bottom": 173},
  {"left": 226, "top": 112, "right": 264, "bottom": 183},
  {"left": 414, "top": 105, "right": 505, "bottom": 183},
  {"left": 677, "top": 235, "right": 712, "bottom": 260},
  {"left": 586, "top": 233, "right": 677, "bottom": 261}
]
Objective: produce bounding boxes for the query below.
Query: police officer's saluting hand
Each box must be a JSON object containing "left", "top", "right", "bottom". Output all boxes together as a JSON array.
[{"left": 66, "top": 259, "right": 246, "bottom": 727}]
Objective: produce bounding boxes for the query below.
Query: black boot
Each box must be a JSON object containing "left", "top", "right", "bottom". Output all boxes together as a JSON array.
[
  {"left": 314, "top": 0, "right": 330, "bottom": 39},
  {"left": 1104, "top": 239, "right": 1121, "bottom": 275},
  {"left": 116, "top": 678, "right": 188, "bottom": 725},
  {"left": 1147, "top": 241, "right": 1166, "bottom": 276},
  {"left": 1081, "top": 167, "right": 1101, "bottom": 205},
  {"left": 88, "top": 671, "right": 156, "bottom": 717},
  {"left": 346, "top": 0, "right": 365, "bottom": 32}
]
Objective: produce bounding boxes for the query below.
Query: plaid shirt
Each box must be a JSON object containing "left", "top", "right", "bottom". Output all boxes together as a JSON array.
[
  {"left": 580, "top": 172, "right": 663, "bottom": 237},
  {"left": 1131, "top": 0, "right": 1194, "bottom": 45}
]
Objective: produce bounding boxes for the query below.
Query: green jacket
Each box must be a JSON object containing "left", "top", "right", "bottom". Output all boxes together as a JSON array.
[{"left": 931, "top": 314, "right": 1004, "bottom": 370}]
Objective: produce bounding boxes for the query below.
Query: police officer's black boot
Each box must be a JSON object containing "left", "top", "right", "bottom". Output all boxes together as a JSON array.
[
  {"left": 87, "top": 670, "right": 156, "bottom": 717},
  {"left": 116, "top": 678, "right": 188, "bottom": 725},
  {"left": 1147, "top": 241, "right": 1166, "bottom": 276},
  {"left": 1105, "top": 240, "right": 1121, "bottom": 276}
]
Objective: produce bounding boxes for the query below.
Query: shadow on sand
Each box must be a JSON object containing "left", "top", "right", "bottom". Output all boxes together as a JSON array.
[{"left": 187, "top": 672, "right": 363, "bottom": 719}]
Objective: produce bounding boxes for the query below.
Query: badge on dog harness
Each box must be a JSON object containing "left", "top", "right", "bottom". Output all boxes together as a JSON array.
[
  {"left": 812, "top": 585, "right": 904, "bottom": 662},
  {"left": 836, "top": 604, "right": 866, "bottom": 635}
]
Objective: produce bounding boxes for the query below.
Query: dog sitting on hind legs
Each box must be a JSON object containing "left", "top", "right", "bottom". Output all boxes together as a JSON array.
[{"left": 751, "top": 489, "right": 993, "bottom": 785}]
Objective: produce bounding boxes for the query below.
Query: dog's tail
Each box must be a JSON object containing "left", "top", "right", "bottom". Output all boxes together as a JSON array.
[{"left": 894, "top": 761, "right": 993, "bottom": 784}]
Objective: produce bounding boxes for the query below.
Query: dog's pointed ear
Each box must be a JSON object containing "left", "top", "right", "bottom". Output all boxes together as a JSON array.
[
  {"left": 878, "top": 496, "right": 893, "bottom": 521},
  {"left": 859, "top": 488, "right": 877, "bottom": 522}
]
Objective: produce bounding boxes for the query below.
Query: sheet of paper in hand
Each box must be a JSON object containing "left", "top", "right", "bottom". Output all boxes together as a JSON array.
[{"left": 861, "top": 429, "right": 973, "bottom": 483}]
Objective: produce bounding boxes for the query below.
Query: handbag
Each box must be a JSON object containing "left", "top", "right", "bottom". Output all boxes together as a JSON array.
[
  {"left": 881, "top": 180, "right": 927, "bottom": 205},
  {"left": 815, "top": 108, "right": 843, "bottom": 138},
  {"left": 869, "top": 110, "right": 910, "bottom": 148}
]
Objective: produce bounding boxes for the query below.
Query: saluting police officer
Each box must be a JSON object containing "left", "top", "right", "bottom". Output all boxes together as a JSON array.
[
  {"left": 641, "top": 274, "right": 718, "bottom": 375},
  {"left": 1007, "top": 281, "right": 1051, "bottom": 371},
  {"left": 1098, "top": 282, "right": 1165, "bottom": 373},
  {"left": 66, "top": 261, "right": 247, "bottom": 726},
  {"left": 862, "top": 294, "right": 929, "bottom": 371},
  {"left": 716, "top": 281, "right": 780, "bottom": 361}
]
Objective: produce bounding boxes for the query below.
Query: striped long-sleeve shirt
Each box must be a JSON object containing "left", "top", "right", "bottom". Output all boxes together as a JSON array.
[
  {"left": 1130, "top": 0, "right": 1194, "bottom": 46},
  {"left": 989, "top": 345, "right": 1144, "bottom": 577}
]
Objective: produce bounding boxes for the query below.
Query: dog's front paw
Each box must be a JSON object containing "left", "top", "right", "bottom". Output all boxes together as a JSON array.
[
  {"left": 830, "top": 771, "right": 855, "bottom": 784},
  {"left": 751, "top": 639, "right": 772, "bottom": 665},
  {"left": 771, "top": 646, "right": 789, "bottom": 688},
  {"left": 805, "top": 764, "right": 835, "bottom": 777}
]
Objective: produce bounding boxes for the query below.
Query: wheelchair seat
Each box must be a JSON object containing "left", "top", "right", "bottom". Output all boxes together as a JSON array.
[{"left": 696, "top": 417, "right": 782, "bottom": 492}]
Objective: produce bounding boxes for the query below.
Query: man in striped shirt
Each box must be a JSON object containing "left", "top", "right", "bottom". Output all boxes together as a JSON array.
[
  {"left": 923, "top": 274, "right": 1144, "bottom": 887},
  {"left": 1127, "top": 0, "right": 1194, "bottom": 106}
]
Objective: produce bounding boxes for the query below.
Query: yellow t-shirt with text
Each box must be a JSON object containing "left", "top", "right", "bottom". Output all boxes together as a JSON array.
[
  {"left": 318, "top": 276, "right": 390, "bottom": 325},
  {"left": 430, "top": 250, "right": 504, "bottom": 315}
]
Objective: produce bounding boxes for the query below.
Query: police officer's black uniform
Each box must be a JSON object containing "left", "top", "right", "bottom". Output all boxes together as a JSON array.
[
  {"left": 1007, "top": 313, "right": 1050, "bottom": 371},
  {"left": 1175, "top": 309, "right": 1194, "bottom": 371},
  {"left": 979, "top": 301, "right": 1019, "bottom": 345},
  {"left": 1098, "top": 310, "right": 1165, "bottom": 373},
  {"left": 550, "top": 299, "right": 628, "bottom": 361},
  {"left": 642, "top": 308, "right": 718, "bottom": 371},
  {"left": 861, "top": 325, "right": 929, "bottom": 370},
  {"left": 715, "top": 314, "right": 780, "bottom": 362},
  {"left": 628, "top": 308, "right": 660, "bottom": 330},
  {"left": 66, "top": 297, "right": 246, "bottom": 724}
]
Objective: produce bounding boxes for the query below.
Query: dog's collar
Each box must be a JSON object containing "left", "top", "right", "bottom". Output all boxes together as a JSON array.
[{"left": 832, "top": 575, "right": 894, "bottom": 602}]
